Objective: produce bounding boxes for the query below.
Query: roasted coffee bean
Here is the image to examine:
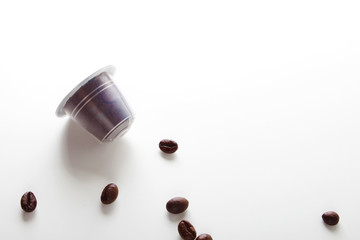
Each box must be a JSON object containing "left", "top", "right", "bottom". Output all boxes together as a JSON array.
[
  {"left": 101, "top": 183, "right": 119, "bottom": 204},
  {"left": 196, "top": 234, "right": 213, "bottom": 240},
  {"left": 322, "top": 211, "right": 339, "bottom": 225},
  {"left": 166, "top": 197, "right": 189, "bottom": 214},
  {"left": 20, "top": 191, "right": 37, "bottom": 212},
  {"left": 178, "top": 220, "right": 197, "bottom": 240},
  {"left": 159, "top": 139, "right": 178, "bottom": 154}
]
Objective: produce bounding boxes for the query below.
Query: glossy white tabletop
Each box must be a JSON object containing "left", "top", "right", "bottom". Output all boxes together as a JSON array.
[{"left": 0, "top": 0, "right": 359, "bottom": 239}]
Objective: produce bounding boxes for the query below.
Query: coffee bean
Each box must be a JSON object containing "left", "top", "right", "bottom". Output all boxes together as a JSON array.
[
  {"left": 20, "top": 191, "right": 37, "bottom": 212},
  {"left": 322, "top": 211, "right": 339, "bottom": 225},
  {"left": 196, "top": 234, "right": 213, "bottom": 240},
  {"left": 159, "top": 139, "right": 178, "bottom": 154},
  {"left": 101, "top": 183, "right": 119, "bottom": 204},
  {"left": 178, "top": 220, "right": 197, "bottom": 240},
  {"left": 166, "top": 197, "right": 189, "bottom": 214}
]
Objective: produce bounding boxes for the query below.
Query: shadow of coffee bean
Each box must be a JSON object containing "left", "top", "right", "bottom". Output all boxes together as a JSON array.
[
  {"left": 166, "top": 211, "right": 187, "bottom": 222},
  {"left": 21, "top": 211, "right": 36, "bottom": 222},
  {"left": 101, "top": 202, "right": 117, "bottom": 215}
]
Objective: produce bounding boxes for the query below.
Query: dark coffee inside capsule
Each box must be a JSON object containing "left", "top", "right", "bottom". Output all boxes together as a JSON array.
[{"left": 57, "top": 66, "right": 133, "bottom": 142}]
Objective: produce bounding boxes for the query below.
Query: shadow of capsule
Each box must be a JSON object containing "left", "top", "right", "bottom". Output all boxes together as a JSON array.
[{"left": 60, "top": 119, "right": 133, "bottom": 181}]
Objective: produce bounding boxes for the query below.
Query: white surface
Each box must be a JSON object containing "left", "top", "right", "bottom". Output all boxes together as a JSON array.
[{"left": 0, "top": 0, "right": 360, "bottom": 239}]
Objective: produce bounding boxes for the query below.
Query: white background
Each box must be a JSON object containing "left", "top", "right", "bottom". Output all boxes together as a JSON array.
[{"left": 0, "top": 0, "right": 359, "bottom": 239}]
